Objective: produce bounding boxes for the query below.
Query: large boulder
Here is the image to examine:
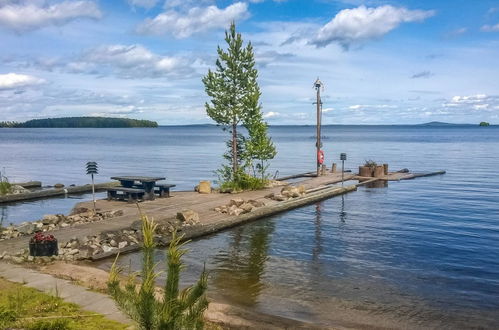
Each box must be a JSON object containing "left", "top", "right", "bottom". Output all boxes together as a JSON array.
[
  {"left": 16, "top": 222, "right": 36, "bottom": 235},
  {"left": 197, "top": 181, "right": 211, "bottom": 194},
  {"left": 176, "top": 210, "right": 200, "bottom": 223},
  {"left": 239, "top": 203, "right": 254, "bottom": 214}
]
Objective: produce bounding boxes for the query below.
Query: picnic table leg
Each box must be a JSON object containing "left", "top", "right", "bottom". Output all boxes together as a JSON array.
[{"left": 142, "top": 182, "right": 155, "bottom": 200}]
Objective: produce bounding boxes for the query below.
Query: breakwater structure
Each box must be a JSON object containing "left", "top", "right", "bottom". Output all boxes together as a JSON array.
[
  {"left": 0, "top": 166, "right": 445, "bottom": 262},
  {"left": 0, "top": 182, "right": 120, "bottom": 204}
]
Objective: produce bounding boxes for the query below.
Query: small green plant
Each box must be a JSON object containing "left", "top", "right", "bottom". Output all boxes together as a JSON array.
[
  {"left": 108, "top": 212, "right": 209, "bottom": 330},
  {"left": 0, "top": 181, "right": 11, "bottom": 195},
  {"left": 217, "top": 168, "right": 267, "bottom": 192},
  {"left": 364, "top": 159, "right": 378, "bottom": 169}
]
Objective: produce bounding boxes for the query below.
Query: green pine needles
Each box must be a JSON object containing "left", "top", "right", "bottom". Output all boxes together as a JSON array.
[
  {"left": 203, "top": 22, "right": 276, "bottom": 190},
  {"left": 108, "top": 213, "right": 209, "bottom": 330}
]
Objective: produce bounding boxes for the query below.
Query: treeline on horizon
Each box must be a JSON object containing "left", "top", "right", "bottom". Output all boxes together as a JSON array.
[{"left": 0, "top": 117, "right": 158, "bottom": 128}]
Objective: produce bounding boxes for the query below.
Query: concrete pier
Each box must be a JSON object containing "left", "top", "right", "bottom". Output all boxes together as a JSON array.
[{"left": 0, "top": 169, "right": 446, "bottom": 260}]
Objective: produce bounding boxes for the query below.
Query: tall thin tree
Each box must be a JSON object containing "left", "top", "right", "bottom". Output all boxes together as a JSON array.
[{"left": 203, "top": 22, "right": 261, "bottom": 179}]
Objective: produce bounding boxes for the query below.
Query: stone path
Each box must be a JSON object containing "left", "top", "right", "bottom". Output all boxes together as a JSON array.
[{"left": 0, "top": 261, "right": 130, "bottom": 324}]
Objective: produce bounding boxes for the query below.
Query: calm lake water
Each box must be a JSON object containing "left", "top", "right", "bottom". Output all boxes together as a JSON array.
[{"left": 1, "top": 125, "right": 499, "bottom": 328}]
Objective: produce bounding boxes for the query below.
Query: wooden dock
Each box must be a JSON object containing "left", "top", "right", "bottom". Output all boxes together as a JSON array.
[{"left": 0, "top": 169, "right": 445, "bottom": 260}]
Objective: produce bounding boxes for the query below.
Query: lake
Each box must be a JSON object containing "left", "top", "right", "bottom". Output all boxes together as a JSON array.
[{"left": 1, "top": 125, "right": 499, "bottom": 328}]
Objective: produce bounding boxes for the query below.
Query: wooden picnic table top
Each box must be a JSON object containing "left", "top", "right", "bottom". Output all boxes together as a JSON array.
[{"left": 110, "top": 176, "right": 166, "bottom": 183}]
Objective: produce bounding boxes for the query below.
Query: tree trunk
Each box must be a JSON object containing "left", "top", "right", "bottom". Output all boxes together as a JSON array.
[{"left": 232, "top": 122, "right": 238, "bottom": 177}]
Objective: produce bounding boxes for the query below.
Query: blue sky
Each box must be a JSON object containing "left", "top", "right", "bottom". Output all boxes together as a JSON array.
[{"left": 0, "top": 0, "right": 498, "bottom": 125}]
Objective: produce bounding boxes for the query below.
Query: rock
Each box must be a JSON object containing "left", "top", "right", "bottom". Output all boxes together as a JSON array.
[
  {"left": 109, "top": 239, "right": 118, "bottom": 247},
  {"left": 239, "top": 203, "right": 254, "bottom": 214},
  {"left": 248, "top": 200, "right": 265, "bottom": 208},
  {"left": 17, "top": 222, "right": 36, "bottom": 235},
  {"left": 228, "top": 205, "right": 244, "bottom": 216},
  {"left": 60, "top": 222, "right": 70, "bottom": 228},
  {"left": 264, "top": 193, "right": 275, "bottom": 199},
  {"left": 273, "top": 194, "right": 287, "bottom": 202},
  {"left": 176, "top": 210, "right": 199, "bottom": 223},
  {"left": 0, "top": 251, "right": 6, "bottom": 259},
  {"left": 42, "top": 214, "right": 60, "bottom": 225},
  {"left": 102, "top": 245, "right": 115, "bottom": 253},
  {"left": 110, "top": 210, "right": 124, "bottom": 217},
  {"left": 118, "top": 241, "right": 128, "bottom": 249},
  {"left": 68, "top": 249, "right": 79, "bottom": 255},
  {"left": 69, "top": 239, "right": 79, "bottom": 249},
  {"left": 229, "top": 198, "right": 245, "bottom": 207},
  {"left": 298, "top": 185, "right": 306, "bottom": 195},
  {"left": 54, "top": 183, "right": 65, "bottom": 188},
  {"left": 27, "top": 256, "right": 34, "bottom": 262},
  {"left": 281, "top": 186, "right": 301, "bottom": 198},
  {"left": 197, "top": 181, "right": 211, "bottom": 194},
  {"left": 78, "top": 246, "right": 94, "bottom": 259},
  {"left": 11, "top": 256, "right": 24, "bottom": 264}
]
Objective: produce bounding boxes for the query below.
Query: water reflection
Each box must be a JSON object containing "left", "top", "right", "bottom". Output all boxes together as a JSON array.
[
  {"left": 312, "top": 203, "right": 323, "bottom": 261},
  {"left": 211, "top": 220, "right": 275, "bottom": 306},
  {"left": 366, "top": 180, "right": 388, "bottom": 189},
  {"left": 339, "top": 194, "right": 347, "bottom": 223}
]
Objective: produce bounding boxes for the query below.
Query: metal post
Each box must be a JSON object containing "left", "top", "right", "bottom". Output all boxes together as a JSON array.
[
  {"left": 342, "top": 159, "right": 344, "bottom": 186},
  {"left": 314, "top": 78, "right": 323, "bottom": 177}
]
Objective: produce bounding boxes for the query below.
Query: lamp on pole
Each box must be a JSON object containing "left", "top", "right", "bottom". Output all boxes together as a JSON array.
[
  {"left": 86, "top": 161, "right": 98, "bottom": 214},
  {"left": 314, "top": 78, "right": 324, "bottom": 177}
]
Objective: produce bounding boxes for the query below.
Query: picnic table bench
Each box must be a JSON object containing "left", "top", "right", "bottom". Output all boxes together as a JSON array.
[
  {"left": 155, "top": 183, "right": 176, "bottom": 197},
  {"left": 107, "top": 176, "right": 175, "bottom": 202},
  {"left": 107, "top": 187, "right": 145, "bottom": 203}
]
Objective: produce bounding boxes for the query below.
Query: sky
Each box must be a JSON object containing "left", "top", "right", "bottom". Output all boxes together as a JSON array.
[{"left": 0, "top": 0, "right": 498, "bottom": 125}]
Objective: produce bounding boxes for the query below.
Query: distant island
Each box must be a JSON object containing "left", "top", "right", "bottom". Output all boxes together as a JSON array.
[
  {"left": 479, "top": 122, "right": 490, "bottom": 127},
  {"left": 0, "top": 117, "right": 158, "bottom": 128}
]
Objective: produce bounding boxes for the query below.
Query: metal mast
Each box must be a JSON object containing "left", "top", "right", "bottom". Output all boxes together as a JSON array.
[{"left": 314, "top": 78, "right": 324, "bottom": 177}]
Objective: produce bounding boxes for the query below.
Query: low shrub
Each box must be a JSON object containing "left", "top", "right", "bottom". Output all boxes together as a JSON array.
[{"left": 0, "top": 181, "right": 11, "bottom": 195}]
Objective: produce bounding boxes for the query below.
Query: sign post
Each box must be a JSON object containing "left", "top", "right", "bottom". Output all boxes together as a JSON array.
[
  {"left": 340, "top": 153, "right": 347, "bottom": 186},
  {"left": 86, "top": 162, "right": 98, "bottom": 214}
]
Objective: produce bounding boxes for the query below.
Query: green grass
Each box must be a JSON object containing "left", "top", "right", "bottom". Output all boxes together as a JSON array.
[{"left": 0, "top": 277, "right": 128, "bottom": 330}]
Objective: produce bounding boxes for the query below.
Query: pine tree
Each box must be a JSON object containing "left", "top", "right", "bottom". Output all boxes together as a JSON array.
[
  {"left": 202, "top": 22, "right": 262, "bottom": 180},
  {"left": 108, "top": 213, "right": 208, "bottom": 330}
]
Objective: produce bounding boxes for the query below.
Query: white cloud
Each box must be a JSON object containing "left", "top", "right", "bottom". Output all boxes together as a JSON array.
[
  {"left": 127, "top": 0, "right": 159, "bottom": 9},
  {"left": 311, "top": 5, "right": 435, "bottom": 48},
  {"left": 0, "top": 1, "right": 102, "bottom": 33},
  {"left": 79, "top": 44, "right": 190, "bottom": 78},
  {"left": 0, "top": 73, "right": 45, "bottom": 90},
  {"left": 481, "top": 23, "right": 499, "bottom": 32},
  {"left": 442, "top": 94, "right": 498, "bottom": 112},
  {"left": 263, "top": 111, "right": 280, "bottom": 118},
  {"left": 136, "top": 2, "right": 249, "bottom": 38}
]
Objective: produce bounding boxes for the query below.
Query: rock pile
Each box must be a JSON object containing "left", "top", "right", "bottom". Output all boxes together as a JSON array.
[
  {"left": 9, "top": 185, "right": 30, "bottom": 194},
  {"left": 0, "top": 209, "right": 124, "bottom": 241},
  {"left": 214, "top": 198, "right": 265, "bottom": 216},
  {"left": 265, "top": 185, "right": 306, "bottom": 202},
  {"left": 57, "top": 228, "right": 140, "bottom": 261}
]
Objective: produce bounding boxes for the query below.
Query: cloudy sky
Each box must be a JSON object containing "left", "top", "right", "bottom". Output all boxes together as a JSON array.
[{"left": 1, "top": 0, "right": 498, "bottom": 125}]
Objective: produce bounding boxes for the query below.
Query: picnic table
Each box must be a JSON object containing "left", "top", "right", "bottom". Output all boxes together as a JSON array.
[{"left": 110, "top": 176, "right": 165, "bottom": 201}]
